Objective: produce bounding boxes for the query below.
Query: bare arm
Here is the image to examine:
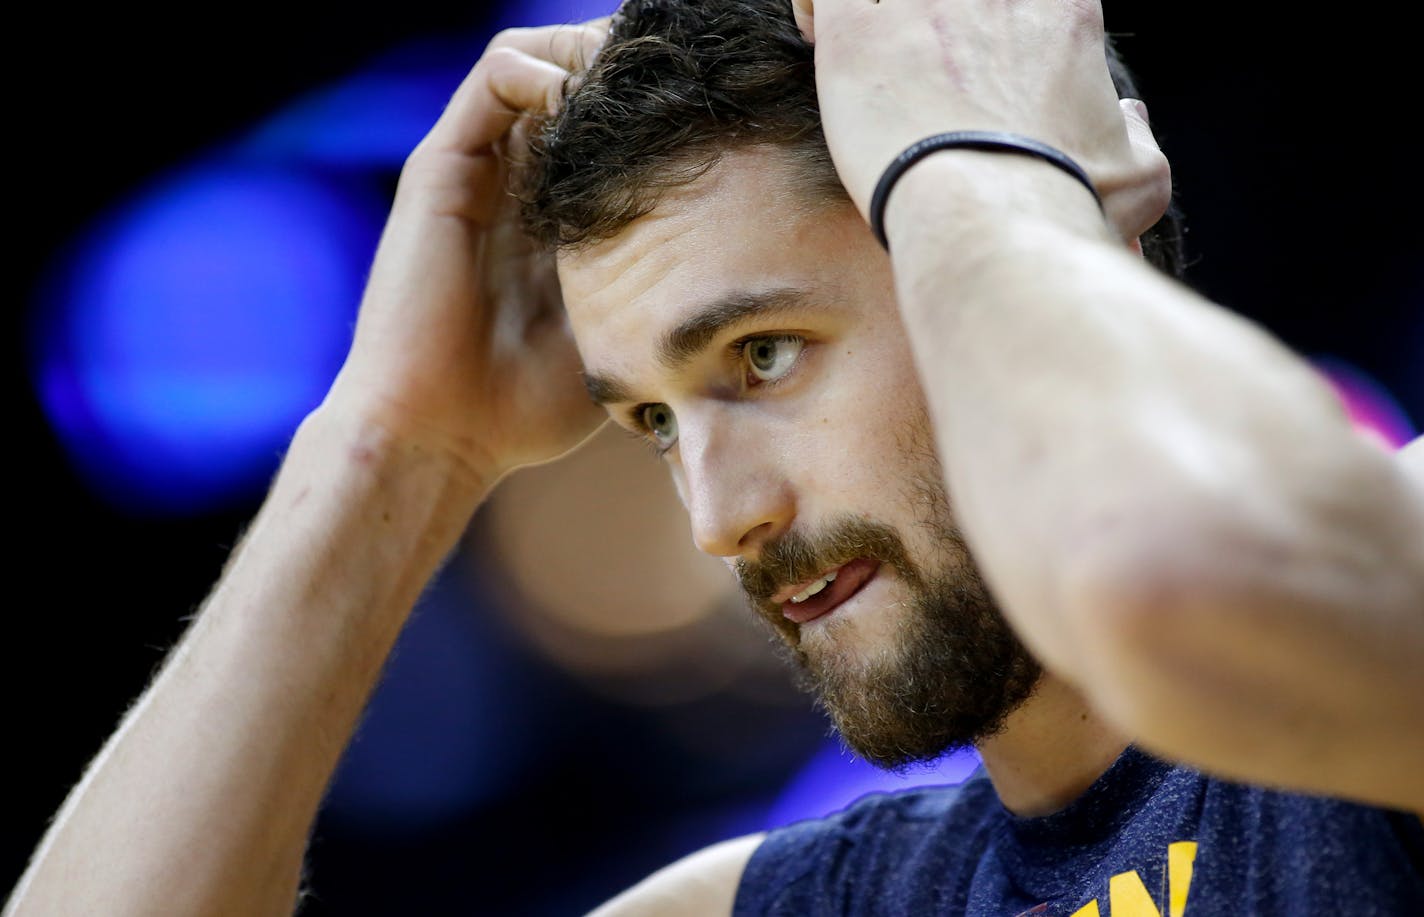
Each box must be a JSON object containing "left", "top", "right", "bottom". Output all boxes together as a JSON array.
[
  {"left": 6, "top": 411, "right": 487, "bottom": 916},
  {"left": 1399, "top": 435, "right": 1424, "bottom": 482},
  {"left": 589, "top": 834, "right": 764, "bottom": 917},
  {"left": 888, "top": 162, "right": 1424, "bottom": 809},
  {"left": 798, "top": 0, "right": 1424, "bottom": 809},
  {"left": 5, "top": 21, "right": 607, "bottom": 916}
]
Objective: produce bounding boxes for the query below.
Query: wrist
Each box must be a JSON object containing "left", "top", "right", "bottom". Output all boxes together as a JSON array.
[
  {"left": 870, "top": 132, "right": 1103, "bottom": 250},
  {"left": 293, "top": 401, "right": 500, "bottom": 510},
  {"left": 305, "top": 391, "right": 505, "bottom": 498},
  {"left": 882, "top": 150, "right": 1113, "bottom": 255}
]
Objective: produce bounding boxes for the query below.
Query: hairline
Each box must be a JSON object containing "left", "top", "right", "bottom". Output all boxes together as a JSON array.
[{"left": 547, "top": 137, "right": 849, "bottom": 256}]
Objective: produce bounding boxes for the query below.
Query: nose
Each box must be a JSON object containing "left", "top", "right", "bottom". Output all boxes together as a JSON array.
[{"left": 676, "top": 407, "right": 795, "bottom": 559}]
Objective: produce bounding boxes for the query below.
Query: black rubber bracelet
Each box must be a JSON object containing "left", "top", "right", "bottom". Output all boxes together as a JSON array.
[{"left": 868, "top": 130, "right": 1104, "bottom": 250}]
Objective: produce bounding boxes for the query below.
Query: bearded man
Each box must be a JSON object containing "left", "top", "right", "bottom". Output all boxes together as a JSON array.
[{"left": 8, "top": 0, "right": 1423, "bottom": 914}]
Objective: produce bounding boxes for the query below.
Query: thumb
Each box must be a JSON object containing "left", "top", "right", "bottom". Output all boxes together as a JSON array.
[
  {"left": 791, "top": 0, "right": 815, "bottom": 43},
  {"left": 1120, "top": 98, "right": 1159, "bottom": 156},
  {"left": 1110, "top": 97, "right": 1173, "bottom": 240}
]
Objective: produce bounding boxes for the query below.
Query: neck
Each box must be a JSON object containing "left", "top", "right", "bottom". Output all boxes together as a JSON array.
[{"left": 976, "top": 674, "right": 1130, "bottom": 817}]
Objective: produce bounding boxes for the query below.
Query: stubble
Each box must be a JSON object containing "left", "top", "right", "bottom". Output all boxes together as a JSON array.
[{"left": 735, "top": 419, "right": 1042, "bottom": 769}]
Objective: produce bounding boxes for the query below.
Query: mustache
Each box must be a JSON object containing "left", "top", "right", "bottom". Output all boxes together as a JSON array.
[{"left": 735, "top": 515, "right": 919, "bottom": 604}]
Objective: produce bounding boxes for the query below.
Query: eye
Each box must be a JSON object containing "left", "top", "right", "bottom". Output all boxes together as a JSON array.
[
  {"left": 640, "top": 403, "right": 679, "bottom": 451},
  {"left": 743, "top": 334, "right": 805, "bottom": 383}
]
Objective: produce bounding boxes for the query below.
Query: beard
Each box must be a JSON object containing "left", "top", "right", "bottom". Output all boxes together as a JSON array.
[{"left": 735, "top": 442, "right": 1041, "bottom": 770}]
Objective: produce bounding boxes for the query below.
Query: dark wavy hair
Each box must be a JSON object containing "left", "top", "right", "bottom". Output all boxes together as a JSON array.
[{"left": 517, "top": 0, "right": 1185, "bottom": 278}]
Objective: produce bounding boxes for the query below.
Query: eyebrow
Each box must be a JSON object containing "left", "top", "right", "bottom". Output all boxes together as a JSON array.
[{"left": 583, "top": 287, "right": 812, "bottom": 406}]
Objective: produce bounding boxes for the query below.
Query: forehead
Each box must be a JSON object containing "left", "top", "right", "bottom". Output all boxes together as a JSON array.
[{"left": 557, "top": 147, "right": 873, "bottom": 381}]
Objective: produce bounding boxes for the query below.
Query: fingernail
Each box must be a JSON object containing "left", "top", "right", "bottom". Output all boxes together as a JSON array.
[{"left": 1131, "top": 99, "right": 1150, "bottom": 126}]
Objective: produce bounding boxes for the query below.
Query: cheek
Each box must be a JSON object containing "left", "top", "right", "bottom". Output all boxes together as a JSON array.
[
  {"left": 669, "top": 465, "right": 690, "bottom": 509},
  {"left": 792, "top": 340, "right": 935, "bottom": 500}
]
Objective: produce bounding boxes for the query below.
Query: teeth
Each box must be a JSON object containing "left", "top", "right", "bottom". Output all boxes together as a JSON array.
[{"left": 789, "top": 570, "right": 838, "bottom": 604}]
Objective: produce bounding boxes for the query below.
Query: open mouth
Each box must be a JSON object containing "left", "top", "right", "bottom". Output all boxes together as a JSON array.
[{"left": 777, "top": 557, "right": 881, "bottom": 625}]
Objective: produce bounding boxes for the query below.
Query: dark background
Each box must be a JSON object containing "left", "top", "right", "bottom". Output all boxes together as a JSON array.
[{"left": 8, "top": 3, "right": 1419, "bottom": 914}]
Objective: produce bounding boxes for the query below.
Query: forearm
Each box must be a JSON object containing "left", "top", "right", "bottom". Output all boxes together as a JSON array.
[
  {"left": 886, "top": 154, "right": 1424, "bottom": 805},
  {"left": 7, "top": 406, "right": 488, "bottom": 916}
]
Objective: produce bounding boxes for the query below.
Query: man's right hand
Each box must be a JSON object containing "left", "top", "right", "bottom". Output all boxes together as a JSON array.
[
  {"left": 325, "top": 21, "right": 610, "bottom": 488},
  {"left": 3, "top": 25, "right": 614, "bottom": 917}
]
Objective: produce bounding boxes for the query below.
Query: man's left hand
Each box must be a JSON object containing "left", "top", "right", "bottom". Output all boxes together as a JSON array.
[{"left": 791, "top": 0, "right": 1168, "bottom": 242}]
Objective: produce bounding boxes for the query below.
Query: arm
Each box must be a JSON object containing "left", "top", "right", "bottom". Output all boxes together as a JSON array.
[
  {"left": 1399, "top": 434, "right": 1424, "bottom": 481},
  {"left": 5, "top": 22, "right": 607, "bottom": 916},
  {"left": 588, "top": 834, "right": 764, "bottom": 917},
  {"left": 797, "top": 0, "right": 1424, "bottom": 809},
  {"left": 7, "top": 411, "right": 487, "bottom": 916},
  {"left": 888, "top": 165, "right": 1424, "bottom": 810}
]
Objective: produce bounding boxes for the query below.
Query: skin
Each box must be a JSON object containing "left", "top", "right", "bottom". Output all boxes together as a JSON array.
[
  {"left": 565, "top": 147, "right": 1133, "bottom": 917},
  {"left": 7, "top": 1, "right": 1422, "bottom": 914},
  {"left": 587, "top": 1, "right": 1424, "bottom": 906},
  {"left": 560, "top": 149, "right": 929, "bottom": 663},
  {"left": 799, "top": 0, "right": 1424, "bottom": 812},
  {"left": 4, "top": 22, "right": 611, "bottom": 917},
  {"left": 560, "top": 145, "right": 1118, "bottom": 808}
]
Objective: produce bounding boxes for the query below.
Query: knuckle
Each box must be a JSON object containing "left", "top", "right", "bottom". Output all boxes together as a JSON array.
[
  {"left": 487, "top": 26, "right": 531, "bottom": 52},
  {"left": 1062, "top": 0, "right": 1105, "bottom": 39},
  {"left": 1146, "top": 153, "right": 1173, "bottom": 212},
  {"left": 398, "top": 146, "right": 440, "bottom": 188},
  {"left": 402, "top": 138, "right": 433, "bottom": 171},
  {"left": 482, "top": 44, "right": 527, "bottom": 75}
]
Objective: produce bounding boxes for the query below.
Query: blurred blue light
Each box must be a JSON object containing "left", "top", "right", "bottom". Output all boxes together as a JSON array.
[
  {"left": 324, "top": 566, "right": 546, "bottom": 832},
  {"left": 488, "top": 0, "right": 619, "bottom": 30},
  {"left": 30, "top": 7, "right": 634, "bottom": 516},
  {"left": 240, "top": 43, "right": 468, "bottom": 169},
  {"left": 765, "top": 740, "right": 981, "bottom": 828},
  {"left": 33, "top": 165, "right": 380, "bottom": 514}
]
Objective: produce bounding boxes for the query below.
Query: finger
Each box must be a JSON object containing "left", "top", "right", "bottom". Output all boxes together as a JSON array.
[
  {"left": 489, "top": 50, "right": 568, "bottom": 117},
  {"left": 1114, "top": 97, "right": 1172, "bottom": 239},
  {"left": 790, "top": 0, "right": 815, "bottom": 43},
  {"left": 1120, "top": 97, "right": 1166, "bottom": 178},
  {"left": 1120, "top": 99, "right": 1155, "bottom": 148},
  {"left": 424, "top": 48, "right": 569, "bottom": 156},
  {"left": 487, "top": 19, "right": 611, "bottom": 72}
]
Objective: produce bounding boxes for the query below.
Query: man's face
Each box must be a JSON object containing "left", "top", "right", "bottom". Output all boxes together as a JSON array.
[{"left": 558, "top": 146, "right": 1040, "bottom": 766}]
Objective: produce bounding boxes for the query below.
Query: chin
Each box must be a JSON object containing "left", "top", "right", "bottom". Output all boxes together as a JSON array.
[{"left": 793, "top": 579, "right": 1044, "bottom": 771}]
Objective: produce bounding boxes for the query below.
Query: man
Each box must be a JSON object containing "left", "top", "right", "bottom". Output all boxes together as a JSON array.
[{"left": 7, "top": 0, "right": 1423, "bottom": 915}]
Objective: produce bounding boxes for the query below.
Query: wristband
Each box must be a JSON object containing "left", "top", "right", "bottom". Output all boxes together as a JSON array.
[{"left": 868, "top": 130, "right": 1104, "bottom": 250}]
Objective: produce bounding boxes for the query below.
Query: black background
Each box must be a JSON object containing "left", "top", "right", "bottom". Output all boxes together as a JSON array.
[{"left": 8, "top": 2, "right": 1420, "bottom": 913}]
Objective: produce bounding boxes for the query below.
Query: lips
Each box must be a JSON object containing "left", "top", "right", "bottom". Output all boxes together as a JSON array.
[{"left": 779, "top": 557, "right": 880, "bottom": 625}]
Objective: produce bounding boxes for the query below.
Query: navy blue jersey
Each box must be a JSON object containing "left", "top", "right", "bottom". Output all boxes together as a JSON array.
[{"left": 735, "top": 746, "right": 1424, "bottom": 915}]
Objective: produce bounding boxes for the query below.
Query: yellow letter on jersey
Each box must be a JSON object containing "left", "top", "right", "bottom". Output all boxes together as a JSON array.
[
  {"left": 1167, "top": 841, "right": 1198, "bottom": 917},
  {"left": 1108, "top": 871, "right": 1161, "bottom": 917},
  {"left": 1068, "top": 840, "right": 1197, "bottom": 917}
]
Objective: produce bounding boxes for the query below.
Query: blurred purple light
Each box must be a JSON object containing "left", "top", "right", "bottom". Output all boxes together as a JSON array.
[{"left": 1314, "top": 356, "right": 1417, "bottom": 450}]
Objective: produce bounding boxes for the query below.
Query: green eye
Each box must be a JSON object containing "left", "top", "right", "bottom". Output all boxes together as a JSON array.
[
  {"left": 641, "top": 403, "right": 678, "bottom": 448},
  {"left": 746, "top": 335, "right": 804, "bottom": 382}
]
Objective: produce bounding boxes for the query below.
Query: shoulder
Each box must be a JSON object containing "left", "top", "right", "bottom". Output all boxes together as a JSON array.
[
  {"left": 735, "top": 779, "right": 1000, "bottom": 915},
  {"left": 1165, "top": 766, "right": 1424, "bottom": 909},
  {"left": 588, "top": 780, "right": 999, "bottom": 917},
  {"left": 759, "top": 777, "right": 993, "bottom": 851},
  {"left": 587, "top": 833, "right": 766, "bottom": 917}
]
